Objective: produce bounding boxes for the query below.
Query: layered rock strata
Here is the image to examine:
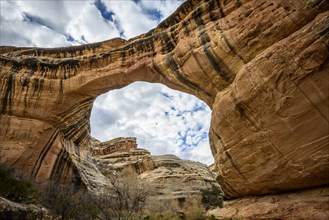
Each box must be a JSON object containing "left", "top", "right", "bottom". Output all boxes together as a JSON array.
[
  {"left": 92, "top": 137, "right": 151, "bottom": 173},
  {"left": 92, "top": 137, "right": 143, "bottom": 157},
  {"left": 141, "top": 155, "right": 221, "bottom": 201},
  {"left": 92, "top": 137, "right": 220, "bottom": 200},
  {"left": 0, "top": 0, "right": 328, "bottom": 198}
]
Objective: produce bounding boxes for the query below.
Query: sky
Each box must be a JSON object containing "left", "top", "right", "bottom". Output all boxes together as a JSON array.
[{"left": 0, "top": 0, "right": 214, "bottom": 165}]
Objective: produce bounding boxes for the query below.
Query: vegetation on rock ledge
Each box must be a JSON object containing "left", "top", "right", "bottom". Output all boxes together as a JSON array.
[
  {"left": 0, "top": 167, "right": 222, "bottom": 220},
  {"left": 0, "top": 167, "right": 37, "bottom": 204}
]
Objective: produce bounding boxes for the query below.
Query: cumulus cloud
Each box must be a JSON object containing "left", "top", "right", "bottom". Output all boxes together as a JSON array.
[
  {"left": 0, "top": 1, "right": 70, "bottom": 47},
  {"left": 0, "top": 0, "right": 213, "bottom": 165},
  {"left": 91, "top": 82, "right": 213, "bottom": 164}
]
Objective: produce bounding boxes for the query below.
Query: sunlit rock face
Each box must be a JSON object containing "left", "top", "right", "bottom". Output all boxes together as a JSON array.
[
  {"left": 0, "top": 0, "right": 328, "bottom": 197},
  {"left": 208, "top": 186, "right": 329, "bottom": 219},
  {"left": 92, "top": 137, "right": 220, "bottom": 201}
]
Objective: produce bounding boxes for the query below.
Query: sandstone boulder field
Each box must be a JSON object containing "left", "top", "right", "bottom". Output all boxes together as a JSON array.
[{"left": 0, "top": 0, "right": 328, "bottom": 204}]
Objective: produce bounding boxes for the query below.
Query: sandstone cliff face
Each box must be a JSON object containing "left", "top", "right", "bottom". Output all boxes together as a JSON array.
[
  {"left": 0, "top": 0, "right": 328, "bottom": 198},
  {"left": 142, "top": 155, "right": 220, "bottom": 201},
  {"left": 92, "top": 137, "right": 220, "bottom": 200},
  {"left": 92, "top": 137, "right": 152, "bottom": 174}
]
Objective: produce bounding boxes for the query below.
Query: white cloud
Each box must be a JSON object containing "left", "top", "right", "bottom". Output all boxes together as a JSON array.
[
  {"left": 15, "top": 0, "right": 70, "bottom": 34},
  {"left": 0, "top": 1, "right": 70, "bottom": 47},
  {"left": 105, "top": 1, "right": 158, "bottom": 38},
  {"left": 0, "top": 0, "right": 214, "bottom": 165},
  {"left": 138, "top": 0, "right": 184, "bottom": 20},
  {"left": 66, "top": 2, "right": 121, "bottom": 43},
  {"left": 90, "top": 82, "right": 213, "bottom": 165}
]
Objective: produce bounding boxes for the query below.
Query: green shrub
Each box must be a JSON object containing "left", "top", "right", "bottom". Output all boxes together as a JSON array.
[
  {"left": 200, "top": 184, "right": 223, "bottom": 210},
  {"left": 0, "top": 167, "right": 37, "bottom": 203}
]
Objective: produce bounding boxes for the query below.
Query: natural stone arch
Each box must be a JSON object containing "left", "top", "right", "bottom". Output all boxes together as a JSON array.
[{"left": 0, "top": 0, "right": 328, "bottom": 198}]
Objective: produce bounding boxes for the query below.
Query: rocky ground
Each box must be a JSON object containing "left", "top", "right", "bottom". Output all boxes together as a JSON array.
[{"left": 208, "top": 186, "right": 329, "bottom": 220}]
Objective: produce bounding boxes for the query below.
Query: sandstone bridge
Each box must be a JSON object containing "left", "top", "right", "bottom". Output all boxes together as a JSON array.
[{"left": 0, "top": 0, "right": 328, "bottom": 198}]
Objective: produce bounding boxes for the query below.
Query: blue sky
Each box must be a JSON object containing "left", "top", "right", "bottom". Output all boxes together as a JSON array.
[{"left": 0, "top": 0, "right": 213, "bottom": 165}]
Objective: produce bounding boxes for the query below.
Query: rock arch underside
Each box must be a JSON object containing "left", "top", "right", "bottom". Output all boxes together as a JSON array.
[{"left": 0, "top": 0, "right": 328, "bottom": 199}]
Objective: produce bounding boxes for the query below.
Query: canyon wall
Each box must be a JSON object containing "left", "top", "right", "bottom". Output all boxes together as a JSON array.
[{"left": 0, "top": 0, "right": 328, "bottom": 197}]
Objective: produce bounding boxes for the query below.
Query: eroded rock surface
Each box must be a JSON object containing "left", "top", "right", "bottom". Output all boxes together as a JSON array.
[
  {"left": 92, "top": 137, "right": 152, "bottom": 174},
  {"left": 142, "top": 155, "right": 220, "bottom": 201},
  {"left": 92, "top": 137, "right": 220, "bottom": 200},
  {"left": 0, "top": 0, "right": 328, "bottom": 199},
  {"left": 208, "top": 186, "right": 329, "bottom": 220}
]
